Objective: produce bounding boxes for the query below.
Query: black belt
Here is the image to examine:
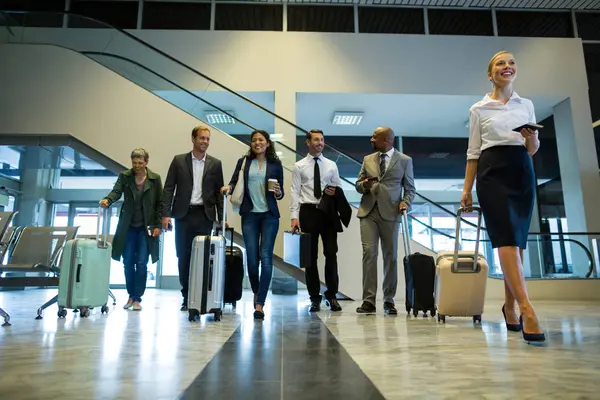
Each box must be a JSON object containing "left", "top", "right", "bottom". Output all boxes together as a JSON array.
[
  {"left": 189, "top": 204, "right": 204, "bottom": 209},
  {"left": 300, "top": 203, "right": 318, "bottom": 208}
]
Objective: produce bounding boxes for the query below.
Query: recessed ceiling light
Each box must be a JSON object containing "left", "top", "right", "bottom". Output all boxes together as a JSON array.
[
  {"left": 204, "top": 110, "right": 236, "bottom": 125},
  {"left": 332, "top": 111, "right": 363, "bottom": 126}
]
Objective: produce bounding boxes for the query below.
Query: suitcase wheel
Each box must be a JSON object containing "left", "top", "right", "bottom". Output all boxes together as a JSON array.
[
  {"left": 232, "top": 301, "right": 236, "bottom": 309},
  {"left": 57, "top": 309, "right": 68, "bottom": 318},
  {"left": 188, "top": 309, "right": 200, "bottom": 322},
  {"left": 413, "top": 309, "right": 418, "bottom": 317},
  {"left": 431, "top": 308, "right": 436, "bottom": 317},
  {"left": 101, "top": 305, "right": 109, "bottom": 314},
  {"left": 213, "top": 310, "right": 223, "bottom": 322},
  {"left": 438, "top": 314, "right": 446, "bottom": 323},
  {"left": 473, "top": 315, "right": 482, "bottom": 324},
  {"left": 80, "top": 308, "right": 90, "bottom": 318}
]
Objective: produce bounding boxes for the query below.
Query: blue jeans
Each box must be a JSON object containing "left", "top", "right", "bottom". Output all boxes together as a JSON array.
[
  {"left": 122, "top": 226, "right": 150, "bottom": 302},
  {"left": 241, "top": 212, "right": 279, "bottom": 306}
]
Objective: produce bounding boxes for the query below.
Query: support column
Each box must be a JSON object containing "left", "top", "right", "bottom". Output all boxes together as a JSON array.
[
  {"left": 274, "top": 90, "right": 298, "bottom": 152},
  {"left": 14, "top": 147, "right": 61, "bottom": 227},
  {"left": 271, "top": 90, "right": 298, "bottom": 294},
  {"left": 553, "top": 96, "right": 600, "bottom": 276}
]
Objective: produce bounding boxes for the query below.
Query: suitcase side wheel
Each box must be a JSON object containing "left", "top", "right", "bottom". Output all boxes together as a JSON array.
[
  {"left": 473, "top": 315, "right": 482, "bottom": 324},
  {"left": 188, "top": 309, "right": 200, "bottom": 322},
  {"left": 438, "top": 314, "right": 446, "bottom": 323},
  {"left": 101, "top": 305, "right": 109, "bottom": 314},
  {"left": 214, "top": 310, "right": 222, "bottom": 321},
  {"left": 81, "top": 309, "right": 90, "bottom": 318},
  {"left": 57, "top": 309, "right": 67, "bottom": 318}
]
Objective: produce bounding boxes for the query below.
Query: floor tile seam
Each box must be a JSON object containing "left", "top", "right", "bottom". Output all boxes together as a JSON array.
[{"left": 313, "top": 312, "right": 388, "bottom": 398}]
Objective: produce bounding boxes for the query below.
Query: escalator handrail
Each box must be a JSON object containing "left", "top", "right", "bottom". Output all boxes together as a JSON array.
[
  {"left": 81, "top": 51, "right": 259, "bottom": 133},
  {"left": 407, "top": 216, "right": 596, "bottom": 278},
  {"left": 0, "top": 9, "right": 484, "bottom": 230}
]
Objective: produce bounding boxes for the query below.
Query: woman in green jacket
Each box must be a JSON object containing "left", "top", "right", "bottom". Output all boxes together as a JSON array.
[{"left": 100, "top": 148, "right": 163, "bottom": 311}]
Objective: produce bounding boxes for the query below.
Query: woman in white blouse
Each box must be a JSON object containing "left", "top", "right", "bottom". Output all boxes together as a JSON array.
[{"left": 461, "top": 51, "right": 545, "bottom": 343}]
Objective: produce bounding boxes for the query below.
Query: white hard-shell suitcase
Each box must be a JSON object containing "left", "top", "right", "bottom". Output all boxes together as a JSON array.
[
  {"left": 57, "top": 207, "right": 112, "bottom": 318},
  {"left": 435, "top": 206, "right": 489, "bottom": 324},
  {"left": 187, "top": 195, "right": 228, "bottom": 322}
]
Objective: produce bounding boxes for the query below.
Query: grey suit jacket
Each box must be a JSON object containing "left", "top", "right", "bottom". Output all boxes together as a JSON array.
[{"left": 355, "top": 150, "right": 416, "bottom": 222}]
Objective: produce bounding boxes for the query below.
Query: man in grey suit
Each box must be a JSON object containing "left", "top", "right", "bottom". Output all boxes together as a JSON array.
[{"left": 355, "top": 127, "right": 416, "bottom": 315}]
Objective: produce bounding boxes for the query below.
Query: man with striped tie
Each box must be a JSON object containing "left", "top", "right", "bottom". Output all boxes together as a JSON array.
[{"left": 355, "top": 127, "right": 416, "bottom": 315}]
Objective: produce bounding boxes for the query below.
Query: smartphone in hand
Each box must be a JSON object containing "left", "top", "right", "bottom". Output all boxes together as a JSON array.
[{"left": 512, "top": 122, "right": 543, "bottom": 133}]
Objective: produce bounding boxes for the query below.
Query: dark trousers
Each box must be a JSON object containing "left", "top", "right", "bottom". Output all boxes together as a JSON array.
[
  {"left": 175, "top": 206, "right": 214, "bottom": 304},
  {"left": 122, "top": 226, "right": 150, "bottom": 302},
  {"left": 299, "top": 204, "right": 339, "bottom": 301}
]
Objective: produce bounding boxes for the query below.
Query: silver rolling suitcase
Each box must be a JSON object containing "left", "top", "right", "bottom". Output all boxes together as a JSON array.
[
  {"left": 187, "top": 195, "right": 228, "bottom": 322},
  {"left": 435, "top": 206, "right": 489, "bottom": 324}
]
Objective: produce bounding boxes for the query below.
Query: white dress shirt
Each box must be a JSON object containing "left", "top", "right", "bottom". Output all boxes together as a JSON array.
[
  {"left": 467, "top": 92, "right": 536, "bottom": 160},
  {"left": 190, "top": 152, "right": 206, "bottom": 205},
  {"left": 290, "top": 154, "right": 341, "bottom": 219}
]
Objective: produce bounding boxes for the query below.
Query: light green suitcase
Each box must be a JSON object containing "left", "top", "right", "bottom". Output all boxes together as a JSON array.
[{"left": 57, "top": 207, "right": 112, "bottom": 318}]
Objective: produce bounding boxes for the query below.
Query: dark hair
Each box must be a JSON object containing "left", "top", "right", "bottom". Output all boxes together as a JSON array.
[
  {"left": 247, "top": 130, "right": 279, "bottom": 161},
  {"left": 306, "top": 129, "right": 324, "bottom": 140},
  {"left": 192, "top": 125, "right": 210, "bottom": 139}
]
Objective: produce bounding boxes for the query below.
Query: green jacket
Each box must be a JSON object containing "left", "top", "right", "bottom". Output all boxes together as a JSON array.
[{"left": 103, "top": 168, "right": 163, "bottom": 264}]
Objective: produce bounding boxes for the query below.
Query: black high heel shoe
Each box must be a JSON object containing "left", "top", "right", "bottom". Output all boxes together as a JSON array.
[
  {"left": 520, "top": 315, "right": 546, "bottom": 343},
  {"left": 502, "top": 305, "right": 522, "bottom": 332}
]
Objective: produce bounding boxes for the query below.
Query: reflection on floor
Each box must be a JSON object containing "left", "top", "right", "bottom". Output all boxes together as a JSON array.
[
  {"left": 0, "top": 289, "right": 241, "bottom": 400},
  {"left": 1, "top": 289, "right": 600, "bottom": 399},
  {"left": 320, "top": 300, "right": 600, "bottom": 399}
]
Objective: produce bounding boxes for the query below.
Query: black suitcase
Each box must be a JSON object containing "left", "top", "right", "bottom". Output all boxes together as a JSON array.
[
  {"left": 220, "top": 228, "right": 244, "bottom": 308},
  {"left": 402, "top": 212, "right": 437, "bottom": 317}
]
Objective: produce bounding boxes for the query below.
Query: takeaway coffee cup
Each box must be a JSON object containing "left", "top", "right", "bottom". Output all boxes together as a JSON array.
[{"left": 268, "top": 179, "right": 278, "bottom": 192}]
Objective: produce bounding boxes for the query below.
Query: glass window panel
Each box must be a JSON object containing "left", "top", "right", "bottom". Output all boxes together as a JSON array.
[{"left": 52, "top": 203, "right": 70, "bottom": 227}]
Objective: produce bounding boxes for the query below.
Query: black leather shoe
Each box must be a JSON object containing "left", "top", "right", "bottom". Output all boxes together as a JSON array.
[
  {"left": 502, "top": 305, "right": 522, "bottom": 332},
  {"left": 356, "top": 301, "right": 376, "bottom": 314},
  {"left": 309, "top": 300, "right": 321, "bottom": 312},
  {"left": 383, "top": 302, "right": 398, "bottom": 315},
  {"left": 254, "top": 310, "right": 265, "bottom": 320},
  {"left": 326, "top": 298, "right": 342, "bottom": 312}
]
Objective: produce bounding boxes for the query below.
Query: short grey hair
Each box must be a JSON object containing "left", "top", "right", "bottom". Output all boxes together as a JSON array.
[{"left": 130, "top": 148, "right": 149, "bottom": 162}]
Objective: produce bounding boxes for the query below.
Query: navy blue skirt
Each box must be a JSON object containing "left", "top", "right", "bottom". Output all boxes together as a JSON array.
[{"left": 476, "top": 145, "right": 536, "bottom": 249}]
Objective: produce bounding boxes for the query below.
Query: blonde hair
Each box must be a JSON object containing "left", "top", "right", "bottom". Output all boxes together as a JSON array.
[
  {"left": 192, "top": 125, "right": 210, "bottom": 139},
  {"left": 488, "top": 50, "right": 511, "bottom": 75}
]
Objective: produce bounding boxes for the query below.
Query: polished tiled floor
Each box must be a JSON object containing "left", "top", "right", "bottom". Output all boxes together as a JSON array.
[
  {"left": 320, "top": 300, "right": 600, "bottom": 399},
  {"left": 1, "top": 288, "right": 600, "bottom": 399},
  {"left": 0, "top": 289, "right": 241, "bottom": 400}
]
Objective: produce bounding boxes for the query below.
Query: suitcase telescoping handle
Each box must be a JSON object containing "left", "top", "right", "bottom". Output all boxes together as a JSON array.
[
  {"left": 96, "top": 206, "right": 110, "bottom": 249},
  {"left": 453, "top": 206, "right": 482, "bottom": 273},
  {"left": 400, "top": 209, "right": 411, "bottom": 256}
]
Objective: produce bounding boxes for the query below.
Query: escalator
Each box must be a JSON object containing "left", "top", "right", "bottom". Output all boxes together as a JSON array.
[{"left": 1, "top": 10, "right": 598, "bottom": 302}]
